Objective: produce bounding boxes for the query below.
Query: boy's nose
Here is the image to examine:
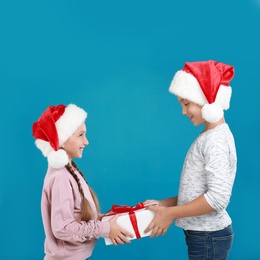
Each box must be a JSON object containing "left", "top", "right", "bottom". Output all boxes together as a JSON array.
[
  {"left": 84, "top": 137, "right": 89, "bottom": 146},
  {"left": 182, "top": 107, "right": 187, "bottom": 115}
]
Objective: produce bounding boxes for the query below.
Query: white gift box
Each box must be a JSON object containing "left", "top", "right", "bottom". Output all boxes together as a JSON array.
[{"left": 101, "top": 202, "right": 157, "bottom": 245}]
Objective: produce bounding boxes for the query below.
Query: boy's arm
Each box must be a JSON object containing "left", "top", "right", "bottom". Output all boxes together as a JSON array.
[
  {"left": 145, "top": 194, "right": 215, "bottom": 237},
  {"left": 160, "top": 196, "right": 178, "bottom": 207}
]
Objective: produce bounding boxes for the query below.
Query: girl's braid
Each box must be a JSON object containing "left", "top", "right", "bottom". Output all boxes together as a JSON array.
[
  {"left": 66, "top": 163, "right": 85, "bottom": 199},
  {"left": 71, "top": 161, "right": 88, "bottom": 184},
  {"left": 65, "top": 162, "right": 100, "bottom": 222},
  {"left": 71, "top": 161, "right": 100, "bottom": 212}
]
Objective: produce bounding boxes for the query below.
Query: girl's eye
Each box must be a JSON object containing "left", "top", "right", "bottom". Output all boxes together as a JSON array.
[{"left": 184, "top": 103, "right": 190, "bottom": 106}]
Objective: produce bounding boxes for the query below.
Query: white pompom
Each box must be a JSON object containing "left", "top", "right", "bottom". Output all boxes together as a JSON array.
[
  {"left": 35, "top": 139, "right": 53, "bottom": 157},
  {"left": 47, "top": 149, "right": 69, "bottom": 169},
  {"left": 202, "top": 102, "right": 224, "bottom": 123}
]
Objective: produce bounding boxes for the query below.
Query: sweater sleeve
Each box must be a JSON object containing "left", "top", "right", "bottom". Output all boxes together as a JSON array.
[
  {"left": 49, "top": 172, "right": 110, "bottom": 242},
  {"left": 203, "top": 135, "right": 235, "bottom": 211}
]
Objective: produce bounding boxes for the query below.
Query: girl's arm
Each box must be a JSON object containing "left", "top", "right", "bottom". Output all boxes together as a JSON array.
[{"left": 48, "top": 173, "right": 111, "bottom": 242}]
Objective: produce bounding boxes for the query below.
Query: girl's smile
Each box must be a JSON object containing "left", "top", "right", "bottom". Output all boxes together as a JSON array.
[{"left": 62, "top": 123, "right": 89, "bottom": 163}]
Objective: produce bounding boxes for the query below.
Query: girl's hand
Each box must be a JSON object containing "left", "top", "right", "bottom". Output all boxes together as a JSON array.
[
  {"left": 143, "top": 199, "right": 161, "bottom": 206},
  {"left": 108, "top": 215, "right": 134, "bottom": 246}
]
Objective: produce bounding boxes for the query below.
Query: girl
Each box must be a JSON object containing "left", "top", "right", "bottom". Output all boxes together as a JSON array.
[
  {"left": 32, "top": 104, "right": 133, "bottom": 260},
  {"left": 145, "top": 60, "right": 237, "bottom": 260}
]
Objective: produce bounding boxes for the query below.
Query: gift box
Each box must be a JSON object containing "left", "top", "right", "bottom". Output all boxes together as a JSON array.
[{"left": 101, "top": 202, "right": 158, "bottom": 245}]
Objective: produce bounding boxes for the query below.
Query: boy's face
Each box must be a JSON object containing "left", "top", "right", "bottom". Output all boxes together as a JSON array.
[
  {"left": 62, "top": 123, "right": 89, "bottom": 161},
  {"left": 177, "top": 97, "right": 205, "bottom": 126}
]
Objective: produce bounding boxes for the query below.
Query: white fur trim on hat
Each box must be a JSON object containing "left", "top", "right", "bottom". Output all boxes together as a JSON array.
[
  {"left": 47, "top": 149, "right": 69, "bottom": 169},
  {"left": 202, "top": 103, "right": 224, "bottom": 123},
  {"left": 169, "top": 70, "right": 208, "bottom": 106},
  {"left": 169, "top": 70, "right": 232, "bottom": 123},
  {"left": 56, "top": 104, "right": 87, "bottom": 146},
  {"left": 35, "top": 139, "right": 53, "bottom": 157}
]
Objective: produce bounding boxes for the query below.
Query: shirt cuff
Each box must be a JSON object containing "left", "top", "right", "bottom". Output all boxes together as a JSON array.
[{"left": 100, "top": 220, "right": 110, "bottom": 238}]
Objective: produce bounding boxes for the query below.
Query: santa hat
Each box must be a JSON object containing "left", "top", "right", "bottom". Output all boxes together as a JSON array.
[
  {"left": 32, "top": 104, "right": 87, "bottom": 168},
  {"left": 169, "top": 60, "right": 235, "bottom": 123}
]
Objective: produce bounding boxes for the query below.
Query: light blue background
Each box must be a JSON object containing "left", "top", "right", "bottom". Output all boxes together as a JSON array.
[{"left": 1, "top": 1, "right": 260, "bottom": 259}]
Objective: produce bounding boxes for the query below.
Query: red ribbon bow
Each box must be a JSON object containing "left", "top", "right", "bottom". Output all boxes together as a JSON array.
[{"left": 102, "top": 202, "right": 145, "bottom": 239}]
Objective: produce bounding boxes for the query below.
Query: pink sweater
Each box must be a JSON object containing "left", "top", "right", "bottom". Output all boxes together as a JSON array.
[{"left": 41, "top": 167, "right": 110, "bottom": 260}]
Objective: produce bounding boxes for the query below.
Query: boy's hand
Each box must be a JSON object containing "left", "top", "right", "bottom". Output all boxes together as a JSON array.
[{"left": 144, "top": 206, "right": 175, "bottom": 237}]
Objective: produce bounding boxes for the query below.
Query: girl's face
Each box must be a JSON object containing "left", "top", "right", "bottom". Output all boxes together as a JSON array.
[
  {"left": 62, "top": 123, "right": 89, "bottom": 161},
  {"left": 178, "top": 97, "right": 205, "bottom": 126}
]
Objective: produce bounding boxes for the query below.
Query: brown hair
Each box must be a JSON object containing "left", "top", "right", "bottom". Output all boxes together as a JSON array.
[{"left": 65, "top": 161, "right": 100, "bottom": 222}]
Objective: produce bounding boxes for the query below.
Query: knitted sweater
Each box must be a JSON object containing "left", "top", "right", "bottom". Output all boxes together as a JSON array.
[
  {"left": 176, "top": 123, "right": 237, "bottom": 231},
  {"left": 41, "top": 167, "right": 110, "bottom": 260}
]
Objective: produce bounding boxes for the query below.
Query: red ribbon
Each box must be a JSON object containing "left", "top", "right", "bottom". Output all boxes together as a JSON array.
[{"left": 102, "top": 202, "right": 145, "bottom": 239}]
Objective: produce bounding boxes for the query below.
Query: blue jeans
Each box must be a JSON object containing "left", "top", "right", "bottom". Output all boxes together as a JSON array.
[{"left": 183, "top": 225, "right": 234, "bottom": 260}]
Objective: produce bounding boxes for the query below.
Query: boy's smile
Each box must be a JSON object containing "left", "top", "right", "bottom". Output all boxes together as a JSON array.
[{"left": 178, "top": 97, "right": 205, "bottom": 126}]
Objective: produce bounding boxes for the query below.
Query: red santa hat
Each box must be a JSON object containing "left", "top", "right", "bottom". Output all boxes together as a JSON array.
[
  {"left": 169, "top": 60, "right": 235, "bottom": 123},
  {"left": 32, "top": 104, "right": 87, "bottom": 168}
]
